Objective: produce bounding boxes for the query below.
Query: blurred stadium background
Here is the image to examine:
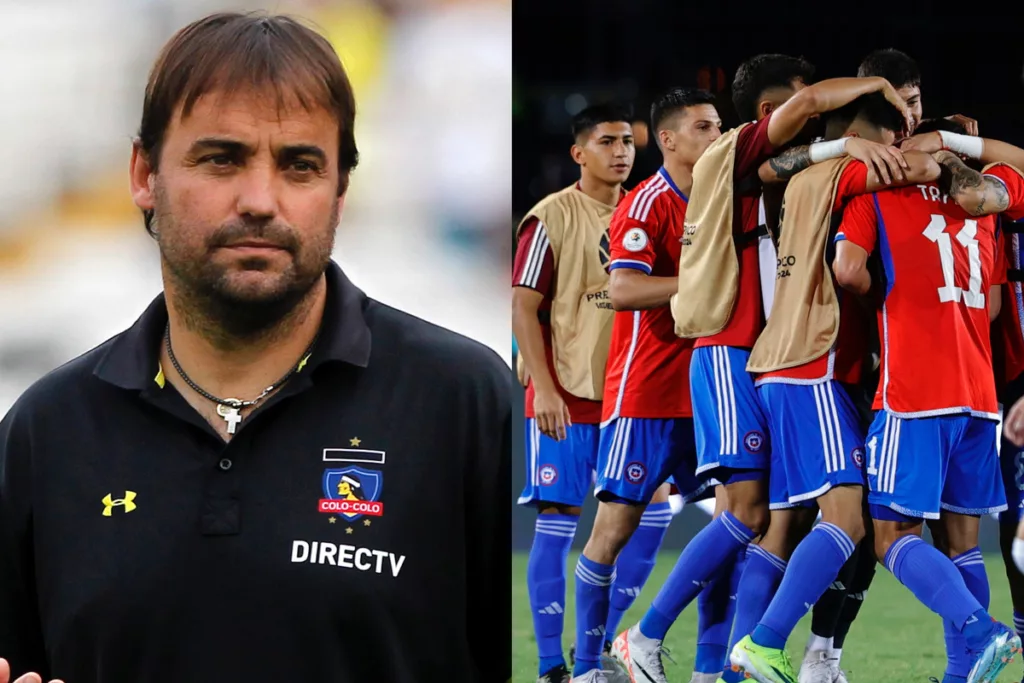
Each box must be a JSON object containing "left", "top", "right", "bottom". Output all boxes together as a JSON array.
[{"left": 0, "top": 0, "right": 512, "bottom": 417}]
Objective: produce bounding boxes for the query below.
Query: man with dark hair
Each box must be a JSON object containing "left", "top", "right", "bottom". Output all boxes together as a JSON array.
[
  {"left": 570, "top": 87, "right": 728, "bottom": 683},
  {"left": 0, "top": 11, "right": 510, "bottom": 683},
  {"left": 612, "top": 55, "right": 911, "bottom": 683},
  {"left": 729, "top": 92, "right": 941, "bottom": 683},
  {"left": 857, "top": 47, "right": 977, "bottom": 135},
  {"left": 513, "top": 101, "right": 636, "bottom": 683}
]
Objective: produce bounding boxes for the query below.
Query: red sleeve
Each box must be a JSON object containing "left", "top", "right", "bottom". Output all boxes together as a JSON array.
[
  {"left": 836, "top": 193, "right": 878, "bottom": 253},
  {"left": 608, "top": 193, "right": 660, "bottom": 275},
  {"left": 832, "top": 161, "right": 870, "bottom": 210},
  {"left": 984, "top": 164, "right": 1024, "bottom": 221},
  {"left": 512, "top": 217, "right": 554, "bottom": 294},
  {"left": 994, "top": 223, "right": 1009, "bottom": 286},
  {"left": 733, "top": 115, "right": 777, "bottom": 182}
]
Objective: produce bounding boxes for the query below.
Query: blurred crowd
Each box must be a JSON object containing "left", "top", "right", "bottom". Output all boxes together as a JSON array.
[{"left": 0, "top": 0, "right": 511, "bottom": 414}]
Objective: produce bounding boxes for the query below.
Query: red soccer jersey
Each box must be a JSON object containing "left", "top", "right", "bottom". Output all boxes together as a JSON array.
[
  {"left": 838, "top": 184, "right": 1001, "bottom": 418},
  {"left": 602, "top": 168, "right": 695, "bottom": 421},
  {"left": 981, "top": 164, "right": 1024, "bottom": 386},
  {"left": 697, "top": 114, "right": 778, "bottom": 349},
  {"left": 513, "top": 214, "right": 603, "bottom": 424},
  {"left": 758, "top": 162, "right": 871, "bottom": 385}
]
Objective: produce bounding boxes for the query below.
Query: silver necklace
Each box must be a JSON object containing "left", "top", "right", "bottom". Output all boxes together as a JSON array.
[{"left": 164, "top": 323, "right": 318, "bottom": 434}]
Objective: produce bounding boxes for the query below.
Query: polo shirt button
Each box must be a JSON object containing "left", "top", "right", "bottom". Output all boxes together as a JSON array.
[{"left": 218, "top": 458, "right": 233, "bottom": 471}]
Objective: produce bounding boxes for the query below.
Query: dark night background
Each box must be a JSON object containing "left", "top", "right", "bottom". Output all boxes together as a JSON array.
[{"left": 510, "top": 0, "right": 1024, "bottom": 551}]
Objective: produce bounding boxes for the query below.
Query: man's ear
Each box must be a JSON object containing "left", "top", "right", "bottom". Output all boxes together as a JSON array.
[
  {"left": 758, "top": 100, "right": 775, "bottom": 120},
  {"left": 129, "top": 140, "right": 155, "bottom": 213},
  {"left": 570, "top": 143, "right": 585, "bottom": 166}
]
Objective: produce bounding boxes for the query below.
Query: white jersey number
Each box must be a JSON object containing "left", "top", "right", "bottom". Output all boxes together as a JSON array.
[{"left": 922, "top": 214, "right": 985, "bottom": 309}]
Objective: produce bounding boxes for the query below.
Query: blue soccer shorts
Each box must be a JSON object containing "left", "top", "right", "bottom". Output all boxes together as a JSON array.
[
  {"left": 517, "top": 418, "right": 599, "bottom": 508},
  {"left": 866, "top": 412, "right": 1006, "bottom": 520},
  {"left": 594, "top": 417, "right": 716, "bottom": 505},
  {"left": 1000, "top": 439, "right": 1024, "bottom": 524},
  {"left": 758, "top": 380, "right": 867, "bottom": 507},
  {"left": 690, "top": 346, "right": 771, "bottom": 476}
]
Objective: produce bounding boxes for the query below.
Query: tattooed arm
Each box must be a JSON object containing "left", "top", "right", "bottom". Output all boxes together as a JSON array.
[
  {"left": 759, "top": 137, "right": 912, "bottom": 186},
  {"left": 934, "top": 150, "right": 1009, "bottom": 217},
  {"left": 758, "top": 145, "right": 812, "bottom": 184}
]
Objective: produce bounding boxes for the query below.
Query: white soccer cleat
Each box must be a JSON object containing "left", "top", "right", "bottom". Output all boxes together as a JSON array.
[
  {"left": 611, "top": 624, "right": 672, "bottom": 683},
  {"left": 798, "top": 649, "right": 833, "bottom": 683},
  {"left": 828, "top": 657, "right": 848, "bottom": 683}
]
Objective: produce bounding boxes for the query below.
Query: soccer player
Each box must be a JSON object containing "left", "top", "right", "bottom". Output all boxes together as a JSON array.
[
  {"left": 903, "top": 129, "right": 1024, "bottom": 677},
  {"left": 728, "top": 94, "right": 942, "bottom": 682},
  {"left": 801, "top": 50, "right": 978, "bottom": 680},
  {"left": 831, "top": 151, "right": 1020, "bottom": 683},
  {"left": 857, "top": 48, "right": 978, "bottom": 135},
  {"left": 613, "top": 54, "right": 911, "bottom": 683},
  {"left": 513, "top": 103, "right": 636, "bottom": 683},
  {"left": 570, "top": 87, "right": 727, "bottom": 683}
]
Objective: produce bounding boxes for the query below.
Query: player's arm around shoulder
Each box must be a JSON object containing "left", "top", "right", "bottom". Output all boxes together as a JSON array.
[{"left": 933, "top": 150, "right": 1011, "bottom": 217}]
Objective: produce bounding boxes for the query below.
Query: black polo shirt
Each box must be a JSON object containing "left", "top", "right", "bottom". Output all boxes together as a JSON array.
[{"left": 0, "top": 261, "right": 511, "bottom": 683}]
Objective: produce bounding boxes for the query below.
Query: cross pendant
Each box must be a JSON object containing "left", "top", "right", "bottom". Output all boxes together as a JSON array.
[{"left": 216, "top": 403, "right": 243, "bottom": 435}]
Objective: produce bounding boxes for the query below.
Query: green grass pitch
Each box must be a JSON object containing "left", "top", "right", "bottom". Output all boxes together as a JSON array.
[{"left": 513, "top": 552, "right": 1022, "bottom": 683}]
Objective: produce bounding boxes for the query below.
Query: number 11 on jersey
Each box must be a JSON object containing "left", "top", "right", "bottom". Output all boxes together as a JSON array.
[{"left": 922, "top": 214, "right": 984, "bottom": 309}]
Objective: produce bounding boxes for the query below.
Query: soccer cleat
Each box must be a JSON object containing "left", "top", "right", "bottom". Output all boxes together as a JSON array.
[
  {"left": 730, "top": 634, "right": 798, "bottom": 683},
  {"left": 611, "top": 624, "right": 673, "bottom": 683},
  {"left": 571, "top": 670, "right": 611, "bottom": 683},
  {"left": 539, "top": 663, "right": 572, "bottom": 683},
  {"left": 966, "top": 627, "right": 1022, "bottom": 683},
  {"left": 828, "top": 658, "right": 848, "bottom": 683},
  {"left": 797, "top": 649, "right": 831, "bottom": 683}
]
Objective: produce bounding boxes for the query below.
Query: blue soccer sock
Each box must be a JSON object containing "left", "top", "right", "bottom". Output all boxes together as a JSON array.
[
  {"left": 884, "top": 536, "right": 996, "bottom": 651},
  {"left": 754, "top": 523, "right": 856, "bottom": 651},
  {"left": 721, "top": 545, "right": 787, "bottom": 682},
  {"left": 606, "top": 502, "right": 672, "bottom": 639},
  {"left": 573, "top": 555, "right": 616, "bottom": 677},
  {"left": 640, "top": 511, "right": 756, "bottom": 641},
  {"left": 695, "top": 545, "right": 746, "bottom": 674},
  {"left": 528, "top": 514, "right": 578, "bottom": 674},
  {"left": 942, "top": 548, "right": 990, "bottom": 682}
]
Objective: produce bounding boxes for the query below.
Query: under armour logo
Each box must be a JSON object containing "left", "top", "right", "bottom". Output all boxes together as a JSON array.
[{"left": 102, "top": 491, "right": 137, "bottom": 516}]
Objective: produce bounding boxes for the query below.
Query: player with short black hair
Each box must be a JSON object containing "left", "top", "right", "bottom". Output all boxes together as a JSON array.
[
  {"left": 571, "top": 87, "right": 729, "bottom": 683},
  {"left": 514, "top": 101, "right": 636, "bottom": 683},
  {"left": 573, "top": 103, "right": 637, "bottom": 141}
]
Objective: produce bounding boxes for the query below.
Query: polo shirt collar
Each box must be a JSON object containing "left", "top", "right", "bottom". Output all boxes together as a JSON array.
[{"left": 93, "top": 260, "right": 372, "bottom": 392}]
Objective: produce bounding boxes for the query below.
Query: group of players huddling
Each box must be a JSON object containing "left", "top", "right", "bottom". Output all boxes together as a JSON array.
[{"left": 513, "top": 48, "right": 1024, "bottom": 683}]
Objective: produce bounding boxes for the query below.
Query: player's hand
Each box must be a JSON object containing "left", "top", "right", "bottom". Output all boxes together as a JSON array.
[
  {"left": 845, "top": 137, "right": 908, "bottom": 185},
  {"left": 879, "top": 82, "right": 913, "bottom": 137},
  {"left": 945, "top": 113, "right": 979, "bottom": 136},
  {"left": 1005, "top": 397, "right": 1024, "bottom": 447},
  {"left": 533, "top": 387, "right": 571, "bottom": 441},
  {"left": 899, "top": 131, "right": 944, "bottom": 155},
  {"left": 0, "top": 658, "right": 64, "bottom": 683}
]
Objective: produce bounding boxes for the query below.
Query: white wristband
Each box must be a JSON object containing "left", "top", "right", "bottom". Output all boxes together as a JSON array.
[
  {"left": 1013, "top": 537, "right": 1024, "bottom": 574},
  {"left": 809, "top": 138, "right": 848, "bottom": 163},
  {"left": 939, "top": 131, "right": 984, "bottom": 159}
]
